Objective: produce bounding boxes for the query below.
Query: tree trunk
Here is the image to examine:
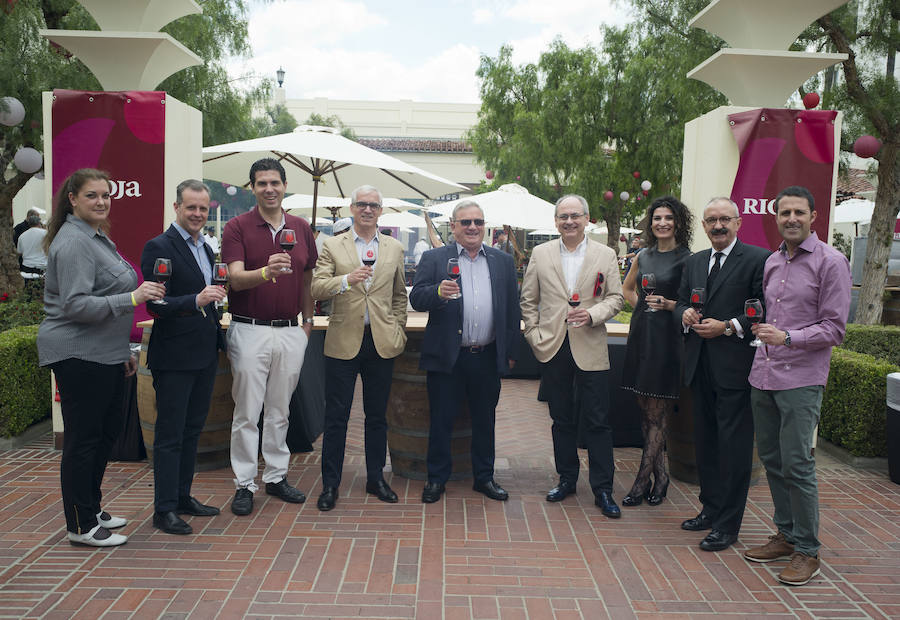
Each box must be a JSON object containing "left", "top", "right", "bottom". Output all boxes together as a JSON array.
[
  {"left": 0, "top": 172, "right": 32, "bottom": 296},
  {"left": 604, "top": 216, "right": 621, "bottom": 254},
  {"left": 854, "top": 143, "right": 900, "bottom": 324}
]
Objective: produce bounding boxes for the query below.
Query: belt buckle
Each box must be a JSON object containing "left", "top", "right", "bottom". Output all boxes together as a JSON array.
[{"left": 271, "top": 319, "right": 289, "bottom": 327}]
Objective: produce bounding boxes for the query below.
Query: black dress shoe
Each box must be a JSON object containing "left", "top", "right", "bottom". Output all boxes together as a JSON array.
[
  {"left": 546, "top": 480, "right": 577, "bottom": 502},
  {"left": 366, "top": 479, "right": 398, "bottom": 503},
  {"left": 265, "top": 478, "right": 306, "bottom": 503},
  {"left": 646, "top": 479, "right": 669, "bottom": 506},
  {"left": 595, "top": 491, "right": 621, "bottom": 518},
  {"left": 177, "top": 496, "right": 220, "bottom": 517},
  {"left": 422, "top": 482, "right": 445, "bottom": 503},
  {"left": 153, "top": 511, "right": 192, "bottom": 535},
  {"left": 700, "top": 529, "right": 738, "bottom": 552},
  {"left": 317, "top": 487, "right": 338, "bottom": 511},
  {"left": 681, "top": 513, "right": 713, "bottom": 531},
  {"left": 231, "top": 488, "right": 253, "bottom": 516},
  {"left": 473, "top": 479, "right": 509, "bottom": 501}
]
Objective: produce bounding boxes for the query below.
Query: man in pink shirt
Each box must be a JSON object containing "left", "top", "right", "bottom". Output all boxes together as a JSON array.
[{"left": 745, "top": 186, "right": 851, "bottom": 586}]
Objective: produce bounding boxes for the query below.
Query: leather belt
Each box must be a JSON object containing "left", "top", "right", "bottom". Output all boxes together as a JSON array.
[
  {"left": 231, "top": 315, "right": 298, "bottom": 327},
  {"left": 461, "top": 342, "right": 494, "bottom": 353}
]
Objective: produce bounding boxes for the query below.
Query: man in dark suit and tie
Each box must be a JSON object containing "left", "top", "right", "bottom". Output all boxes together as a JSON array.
[
  {"left": 410, "top": 200, "right": 520, "bottom": 504},
  {"left": 141, "top": 179, "right": 226, "bottom": 535},
  {"left": 674, "top": 197, "right": 769, "bottom": 552}
]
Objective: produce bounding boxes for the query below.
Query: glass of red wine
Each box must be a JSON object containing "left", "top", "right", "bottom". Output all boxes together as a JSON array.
[
  {"left": 362, "top": 248, "right": 376, "bottom": 286},
  {"left": 213, "top": 262, "right": 228, "bottom": 311},
  {"left": 446, "top": 258, "right": 461, "bottom": 299},
  {"left": 567, "top": 289, "right": 582, "bottom": 327},
  {"left": 641, "top": 273, "right": 657, "bottom": 312},
  {"left": 690, "top": 288, "right": 705, "bottom": 317},
  {"left": 153, "top": 258, "right": 172, "bottom": 305},
  {"left": 745, "top": 298, "right": 764, "bottom": 347},
  {"left": 279, "top": 228, "right": 296, "bottom": 273}
]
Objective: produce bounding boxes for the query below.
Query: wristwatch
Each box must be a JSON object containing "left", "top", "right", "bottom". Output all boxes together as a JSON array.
[
  {"left": 303, "top": 318, "right": 314, "bottom": 325},
  {"left": 723, "top": 320, "right": 734, "bottom": 337},
  {"left": 783, "top": 331, "right": 791, "bottom": 347}
]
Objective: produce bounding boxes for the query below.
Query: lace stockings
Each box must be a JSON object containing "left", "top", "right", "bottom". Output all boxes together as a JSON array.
[{"left": 628, "top": 396, "right": 673, "bottom": 496}]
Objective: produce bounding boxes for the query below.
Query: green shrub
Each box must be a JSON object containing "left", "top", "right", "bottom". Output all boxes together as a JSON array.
[
  {"left": 821, "top": 348, "right": 899, "bottom": 457},
  {"left": 841, "top": 323, "right": 900, "bottom": 367},
  {"left": 0, "top": 325, "right": 50, "bottom": 438},
  {"left": 0, "top": 295, "right": 44, "bottom": 332}
]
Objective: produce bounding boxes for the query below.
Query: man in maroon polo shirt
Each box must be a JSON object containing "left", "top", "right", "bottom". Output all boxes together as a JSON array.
[{"left": 221, "top": 158, "right": 318, "bottom": 516}]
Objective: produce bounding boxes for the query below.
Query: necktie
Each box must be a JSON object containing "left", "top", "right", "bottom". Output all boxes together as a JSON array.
[{"left": 707, "top": 251, "right": 723, "bottom": 288}]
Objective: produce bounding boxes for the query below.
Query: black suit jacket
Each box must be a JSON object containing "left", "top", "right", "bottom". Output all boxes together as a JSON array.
[
  {"left": 410, "top": 243, "right": 520, "bottom": 376},
  {"left": 674, "top": 240, "right": 769, "bottom": 390},
  {"left": 140, "top": 225, "right": 224, "bottom": 371}
]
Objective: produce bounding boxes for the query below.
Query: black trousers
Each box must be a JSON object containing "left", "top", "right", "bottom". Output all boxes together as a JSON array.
[
  {"left": 691, "top": 349, "right": 755, "bottom": 535},
  {"left": 426, "top": 343, "right": 500, "bottom": 485},
  {"left": 320, "top": 329, "right": 394, "bottom": 488},
  {"left": 541, "top": 336, "right": 614, "bottom": 495},
  {"left": 52, "top": 358, "right": 125, "bottom": 534},
  {"left": 151, "top": 359, "right": 218, "bottom": 512}
]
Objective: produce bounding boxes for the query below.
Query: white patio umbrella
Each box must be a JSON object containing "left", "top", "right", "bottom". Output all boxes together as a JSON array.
[
  {"left": 203, "top": 125, "right": 464, "bottom": 223},
  {"left": 377, "top": 211, "right": 427, "bottom": 229},
  {"left": 431, "top": 183, "right": 556, "bottom": 230},
  {"left": 283, "top": 193, "right": 422, "bottom": 220},
  {"left": 834, "top": 198, "right": 875, "bottom": 224}
]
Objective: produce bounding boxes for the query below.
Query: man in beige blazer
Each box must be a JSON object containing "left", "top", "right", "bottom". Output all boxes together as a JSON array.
[
  {"left": 520, "top": 194, "right": 624, "bottom": 518},
  {"left": 310, "top": 185, "right": 409, "bottom": 511}
]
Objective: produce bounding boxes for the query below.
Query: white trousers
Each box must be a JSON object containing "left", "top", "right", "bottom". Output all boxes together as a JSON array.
[{"left": 227, "top": 322, "right": 308, "bottom": 492}]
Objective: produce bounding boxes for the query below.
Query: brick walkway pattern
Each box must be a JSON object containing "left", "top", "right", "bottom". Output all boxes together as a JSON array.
[{"left": 0, "top": 378, "right": 898, "bottom": 619}]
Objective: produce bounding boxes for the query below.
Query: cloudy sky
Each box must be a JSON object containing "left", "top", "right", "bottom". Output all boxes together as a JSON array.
[{"left": 234, "top": 0, "right": 634, "bottom": 103}]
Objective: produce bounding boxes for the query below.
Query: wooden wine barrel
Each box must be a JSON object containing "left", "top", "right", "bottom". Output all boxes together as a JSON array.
[
  {"left": 668, "top": 386, "right": 762, "bottom": 485},
  {"left": 136, "top": 328, "right": 234, "bottom": 471},
  {"left": 386, "top": 333, "right": 473, "bottom": 481}
]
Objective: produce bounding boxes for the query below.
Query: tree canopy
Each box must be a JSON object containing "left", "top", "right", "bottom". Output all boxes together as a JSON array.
[{"left": 0, "top": 0, "right": 270, "bottom": 293}]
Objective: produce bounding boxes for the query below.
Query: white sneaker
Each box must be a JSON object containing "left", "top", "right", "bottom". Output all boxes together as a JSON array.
[
  {"left": 67, "top": 525, "right": 127, "bottom": 547},
  {"left": 96, "top": 511, "right": 127, "bottom": 529}
]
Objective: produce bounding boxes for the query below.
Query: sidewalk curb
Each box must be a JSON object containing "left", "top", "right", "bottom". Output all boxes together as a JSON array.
[
  {"left": 816, "top": 436, "right": 888, "bottom": 472},
  {"left": 0, "top": 418, "right": 52, "bottom": 452}
]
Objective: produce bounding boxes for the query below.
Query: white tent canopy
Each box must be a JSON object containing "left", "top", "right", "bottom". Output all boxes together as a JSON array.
[
  {"left": 431, "top": 183, "right": 556, "bottom": 230},
  {"left": 834, "top": 198, "right": 876, "bottom": 224},
  {"left": 282, "top": 193, "right": 422, "bottom": 216},
  {"left": 203, "top": 125, "right": 464, "bottom": 223},
  {"left": 377, "top": 211, "right": 427, "bottom": 229}
]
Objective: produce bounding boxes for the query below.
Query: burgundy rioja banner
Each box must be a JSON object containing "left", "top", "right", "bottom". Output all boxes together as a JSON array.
[
  {"left": 728, "top": 108, "right": 837, "bottom": 250},
  {"left": 52, "top": 89, "right": 166, "bottom": 333}
]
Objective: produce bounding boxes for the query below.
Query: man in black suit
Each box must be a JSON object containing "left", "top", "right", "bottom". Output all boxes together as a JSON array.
[
  {"left": 410, "top": 200, "right": 520, "bottom": 504},
  {"left": 674, "top": 197, "right": 769, "bottom": 552},
  {"left": 140, "top": 179, "right": 226, "bottom": 535}
]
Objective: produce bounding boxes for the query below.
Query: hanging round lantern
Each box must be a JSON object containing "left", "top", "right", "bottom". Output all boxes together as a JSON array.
[
  {"left": 632, "top": 171, "right": 640, "bottom": 178},
  {"left": 0, "top": 97, "right": 25, "bottom": 126},
  {"left": 640, "top": 180, "right": 652, "bottom": 191},
  {"left": 226, "top": 185, "right": 238, "bottom": 196},
  {"left": 603, "top": 190, "right": 614, "bottom": 201},
  {"left": 853, "top": 135, "right": 881, "bottom": 159},
  {"left": 620, "top": 191, "right": 630, "bottom": 201},
  {"left": 13, "top": 147, "right": 42, "bottom": 173},
  {"left": 642, "top": 189, "right": 649, "bottom": 196},
  {"left": 485, "top": 170, "right": 494, "bottom": 180},
  {"left": 802, "top": 92, "right": 820, "bottom": 110}
]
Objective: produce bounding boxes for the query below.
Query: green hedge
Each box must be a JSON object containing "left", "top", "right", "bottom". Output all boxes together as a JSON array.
[
  {"left": 0, "top": 325, "right": 50, "bottom": 438},
  {"left": 841, "top": 323, "right": 900, "bottom": 367},
  {"left": 0, "top": 296, "right": 44, "bottom": 332},
  {"left": 821, "top": 348, "right": 899, "bottom": 457}
]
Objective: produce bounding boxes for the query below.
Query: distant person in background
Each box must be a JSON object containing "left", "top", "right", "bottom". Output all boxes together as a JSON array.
[
  {"left": 381, "top": 228, "right": 393, "bottom": 237},
  {"left": 17, "top": 212, "right": 47, "bottom": 279},
  {"left": 413, "top": 236, "right": 430, "bottom": 265},
  {"left": 623, "top": 237, "right": 643, "bottom": 274},
  {"left": 332, "top": 218, "right": 352, "bottom": 237},
  {"left": 493, "top": 229, "right": 513, "bottom": 255},
  {"left": 38, "top": 168, "right": 165, "bottom": 547},
  {"left": 203, "top": 228, "right": 220, "bottom": 255},
  {"left": 14, "top": 207, "right": 41, "bottom": 269}
]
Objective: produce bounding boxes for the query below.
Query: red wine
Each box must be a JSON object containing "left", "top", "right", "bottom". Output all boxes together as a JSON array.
[
  {"left": 155, "top": 274, "right": 171, "bottom": 284},
  {"left": 448, "top": 272, "right": 460, "bottom": 281},
  {"left": 747, "top": 314, "right": 762, "bottom": 325},
  {"left": 643, "top": 287, "right": 655, "bottom": 297},
  {"left": 568, "top": 299, "right": 580, "bottom": 308},
  {"left": 363, "top": 258, "right": 376, "bottom": 266}
]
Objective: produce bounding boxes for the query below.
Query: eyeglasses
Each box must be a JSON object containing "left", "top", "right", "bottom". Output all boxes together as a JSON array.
[
  {"left": 354, "top": 201, "right": 382, "bottom": 210},
  {"left": 454, "top": 218, "right": 485, "bottom": 227},
  {"left": 555, "top": 213, "right": 584, "bottom": 221},
  {"left": 703, "top": 216, "right": 737, "bottom": 226}
]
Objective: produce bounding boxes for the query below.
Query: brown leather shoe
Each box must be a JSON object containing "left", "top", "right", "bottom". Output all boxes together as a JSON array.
[
  {"left": 777, "top": 552, "right": 820, "bottom": 586},
  {"left": 744, "top": 532, "right": 794, "bottom": 563}
]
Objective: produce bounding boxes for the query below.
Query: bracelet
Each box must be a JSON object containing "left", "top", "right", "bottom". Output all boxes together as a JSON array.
[
  {"left": 130, "top": 292, "right": 138, "bottom": 307},
  {"left": 437, "top": 283, "right": 442, "bottom": 297},
  {"left": 261, "top": 266, "right": 269, "bottom": 281}
]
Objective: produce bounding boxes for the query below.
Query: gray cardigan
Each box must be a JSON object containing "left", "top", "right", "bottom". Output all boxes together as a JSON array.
[{"left": 37, "top": 214, "right": 137, "bottom": 366}]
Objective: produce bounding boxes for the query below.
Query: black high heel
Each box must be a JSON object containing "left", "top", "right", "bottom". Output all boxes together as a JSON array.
[
  {"left": 622, "top": 481, "right": 651, "bottom": 507},
  {"left": 646, "top": 478, "right": 669, "bottom": 506}
]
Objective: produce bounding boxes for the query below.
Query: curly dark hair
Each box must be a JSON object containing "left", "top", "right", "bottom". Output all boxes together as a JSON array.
[{"left": 642, "top": 195, "right": 693, "bottom": 250}]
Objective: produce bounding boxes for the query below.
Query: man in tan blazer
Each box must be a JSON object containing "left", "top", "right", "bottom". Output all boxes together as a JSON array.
[
  {"left": 520, "top": 194, "right": 624, "bottom": 518},
  {"left": 310, "top": 185, "right": 408, "bottom": 511}
]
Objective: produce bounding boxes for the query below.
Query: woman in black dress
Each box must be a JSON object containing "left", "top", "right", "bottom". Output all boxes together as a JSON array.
[{"left": 621, "top": 197, "right": 693, "bottom": 506}]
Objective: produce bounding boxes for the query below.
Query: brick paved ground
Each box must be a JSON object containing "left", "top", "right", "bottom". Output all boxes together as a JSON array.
[{"left": 1, "top": 378, "right": 898, "bottom": 619}]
